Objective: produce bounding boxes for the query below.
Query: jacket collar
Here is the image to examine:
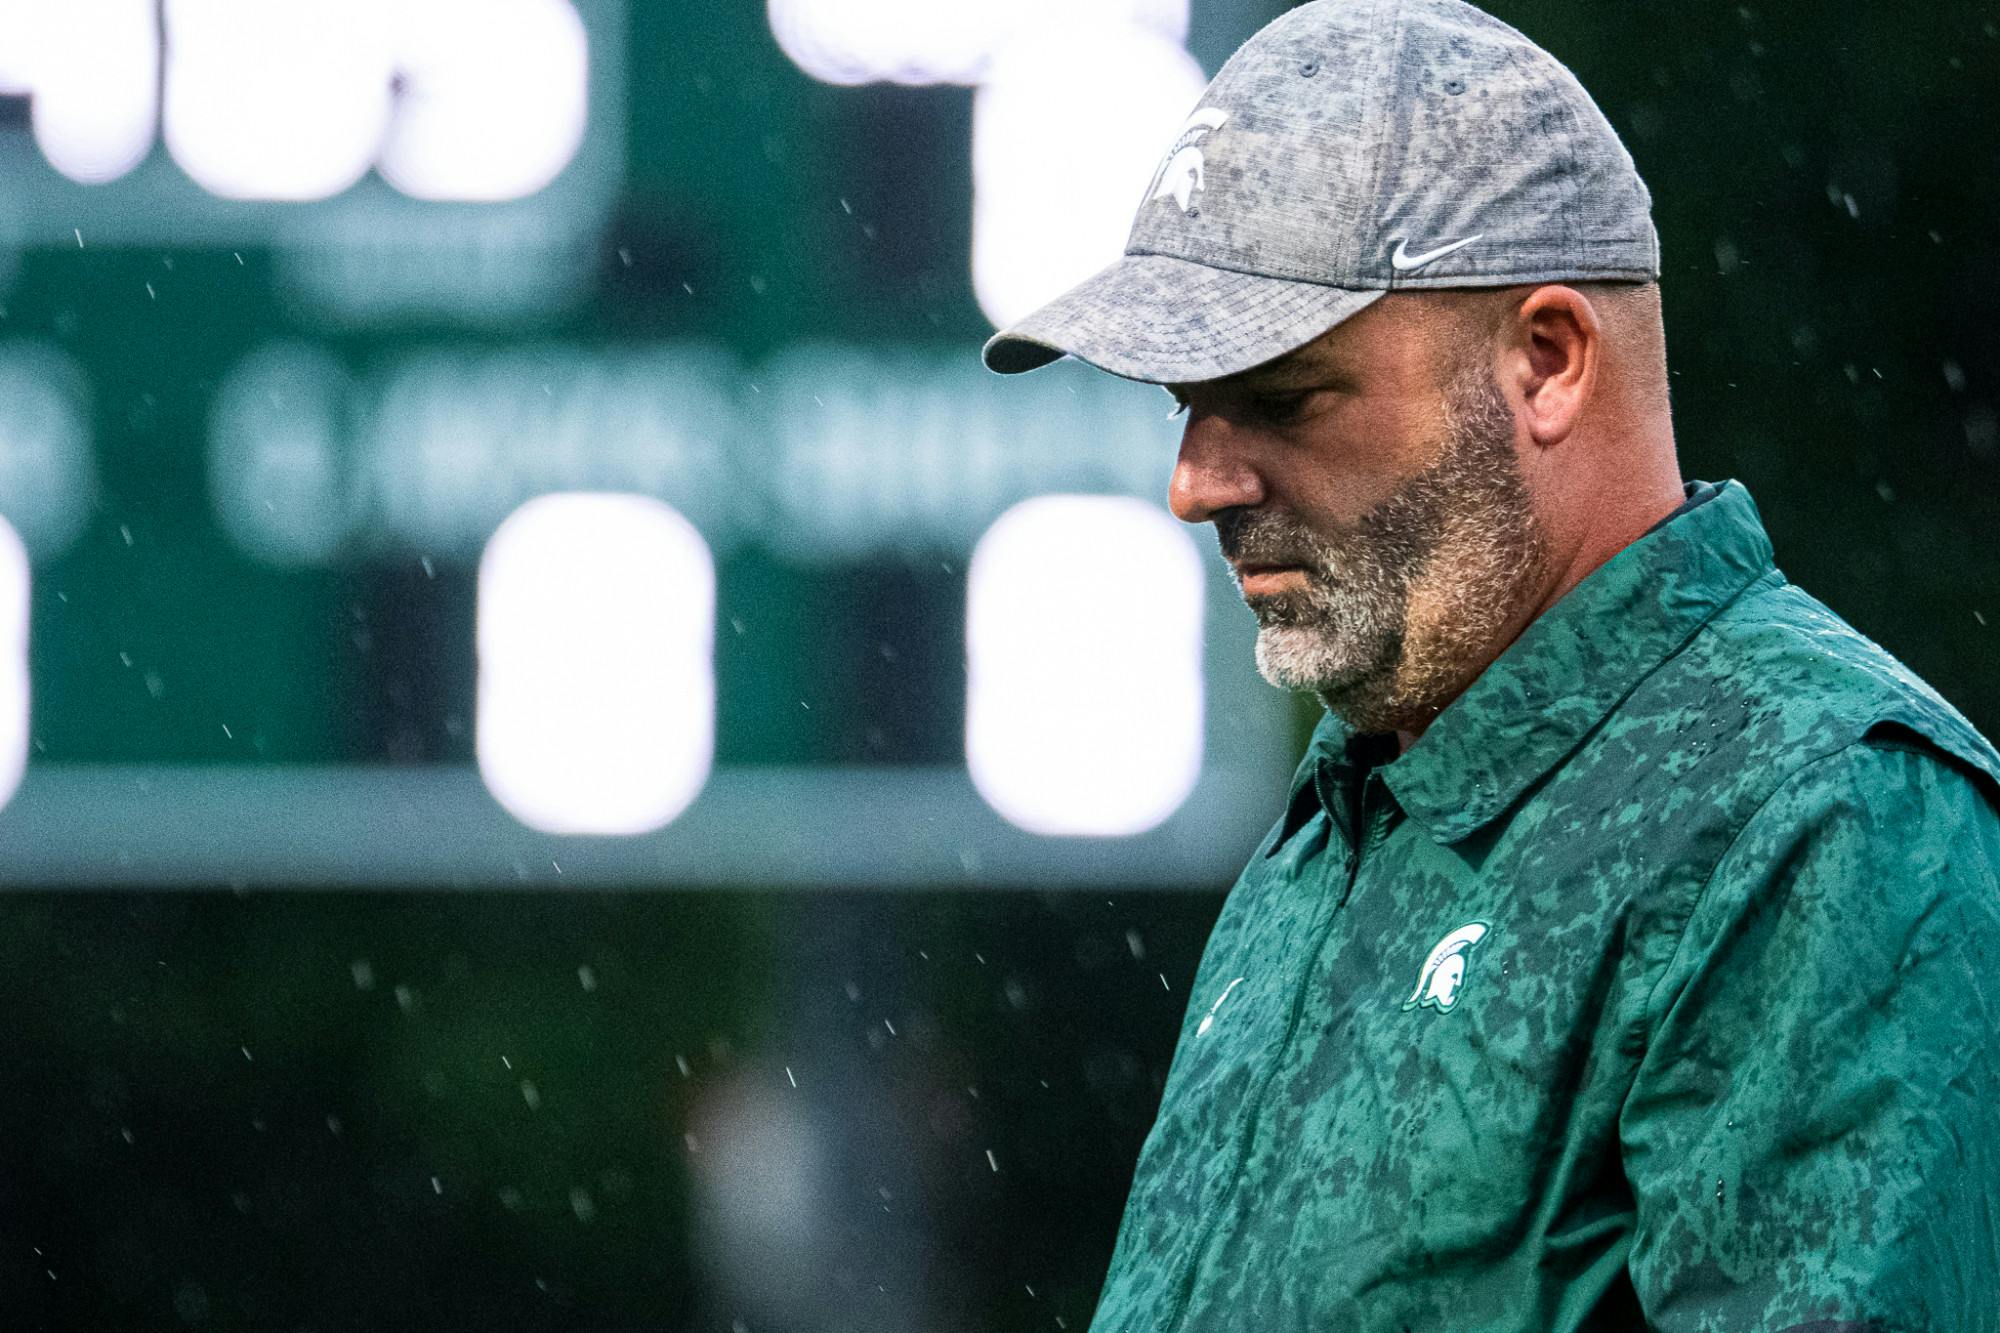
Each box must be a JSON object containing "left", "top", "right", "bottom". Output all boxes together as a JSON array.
[{"left": 1282, "top": 479, "right": 1778, "bottom": 848}]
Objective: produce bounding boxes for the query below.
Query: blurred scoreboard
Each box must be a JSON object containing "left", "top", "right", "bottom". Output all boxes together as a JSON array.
[
  {"left": 0, "top": 0, "right": 1299, "bottom": 888},
  {"left": 0, "top": 0, "right": 623, "bottom": 320}
]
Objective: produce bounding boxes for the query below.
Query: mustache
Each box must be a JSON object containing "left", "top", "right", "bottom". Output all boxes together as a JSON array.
[{"left": 1214, "top": 508, "right": 1330, "bottom": 568}]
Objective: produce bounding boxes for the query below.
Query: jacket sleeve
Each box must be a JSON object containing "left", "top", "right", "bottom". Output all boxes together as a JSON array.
[{"left": 1620, "top": 738, "right": 2000, "bottom": 1333}]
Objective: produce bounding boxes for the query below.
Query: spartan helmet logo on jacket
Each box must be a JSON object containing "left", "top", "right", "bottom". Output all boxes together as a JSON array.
[
  {"left": 1146, "top": 107, "right": 1229, "bottom": 213},
  {"left": 1403, "top": 923, "right": 1490, "bottom": 1014}
]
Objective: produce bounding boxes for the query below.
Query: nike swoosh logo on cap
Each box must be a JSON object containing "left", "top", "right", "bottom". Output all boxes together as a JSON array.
[{"left": 1390, "top": 234, "right": 1484, "bottom": 270}]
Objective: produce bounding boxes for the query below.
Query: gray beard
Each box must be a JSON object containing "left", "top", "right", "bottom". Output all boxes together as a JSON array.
[{"left": 1220, "top": 367, "right": 1549, "bottom": 735}]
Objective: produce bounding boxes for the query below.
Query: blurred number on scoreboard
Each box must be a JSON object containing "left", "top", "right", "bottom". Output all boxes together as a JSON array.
[
  {"left": 465, "top": 490, "right": 1207, "bottom": 839},
  {"left": 0, "top": 0, "right": 587, "bottom": 201},
  {"left": 966, "top": 495, "right": 1204, "bottom": 837},
  {"left": 476, "top": 493, "right": 716, "bottom": 836}
]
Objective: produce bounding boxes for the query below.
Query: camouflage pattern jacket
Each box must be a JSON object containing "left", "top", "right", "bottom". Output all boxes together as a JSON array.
[{"left": 1090, "top": 480, "right": 2000, "bottom": 1332}]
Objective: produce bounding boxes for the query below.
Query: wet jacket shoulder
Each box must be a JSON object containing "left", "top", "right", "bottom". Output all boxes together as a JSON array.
[{"left": 1604, "top": 570, "right": 2000, "bottom": 1331}]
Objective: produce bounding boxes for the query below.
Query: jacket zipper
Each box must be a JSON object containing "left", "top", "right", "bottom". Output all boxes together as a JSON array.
[{"left": 1159, "top": 778, "right": 1375, "bottom": 1333}]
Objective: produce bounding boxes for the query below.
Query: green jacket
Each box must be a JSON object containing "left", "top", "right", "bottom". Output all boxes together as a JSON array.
[{"left": 1092, "top": 480, "right": 2000, "bottom": 1332}]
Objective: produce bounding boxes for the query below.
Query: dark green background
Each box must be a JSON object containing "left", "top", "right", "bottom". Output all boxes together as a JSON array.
[{"left": 0, "top": 1, "right": 1994, "bottom": 1328}]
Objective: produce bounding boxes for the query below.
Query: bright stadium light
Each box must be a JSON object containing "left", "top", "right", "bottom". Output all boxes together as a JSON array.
[
  {"left": 767, "top": 0, "right": 1188, "bottom": 87},
  {"left": 163, "top": 0, "right": 396, "bottom": 200},
  {"left": 24, "top": 0, "right": 158, "bottom": 184},
  {"left": 0, "top": 520, "right": 26, "bottom": 815},
  {"left": 376, "top": 0, "right": 588, "bottom": 201},
  {"left": 966, "top": 494, "right": 1204, "bottom": 837},
  {"left": 971, "top": 25, "right": 1207, "bottom": 327},
  {"left": 476, "top": 493, "right": 715, "bottom": 836}
]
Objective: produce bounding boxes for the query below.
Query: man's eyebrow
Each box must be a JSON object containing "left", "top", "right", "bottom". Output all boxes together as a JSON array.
[
  {"left": 1165, "top": 354, "right": 1341, "bottom": 398},
  {"left": 1239, "top": 358, "right": 1337, "bottom": 389}
]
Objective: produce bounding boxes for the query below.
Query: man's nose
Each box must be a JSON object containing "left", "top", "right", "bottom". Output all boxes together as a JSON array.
[{"left": 1168, "top": 415, "right": 1265, "bottom": 525}]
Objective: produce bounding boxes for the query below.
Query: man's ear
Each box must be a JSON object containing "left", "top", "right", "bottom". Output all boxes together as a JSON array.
[{"left": 1505, "top": 285, "right": 1601, "bottom": 449}]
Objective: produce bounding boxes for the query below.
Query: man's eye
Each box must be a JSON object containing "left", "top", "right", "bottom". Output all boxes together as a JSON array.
[{"left": 1249, "top": 393, "right": 1311, "bottom": 424}]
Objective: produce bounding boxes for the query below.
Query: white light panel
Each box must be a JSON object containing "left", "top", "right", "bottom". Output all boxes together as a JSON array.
[
  {"left": 476, "top": 493, "right": 714, "bottom": 835},
  {"left": 966, "top": 494, "right": 1204, "bottom": 837},
  {"left": 0, "top": 519, "right": 26, "bottom": 815},
  {"left": 0, "top": 2, "right": 33, "bottom": 94},
  {"left": 767, "top": 0, "right": 1188, "bottom": 87},
  {"left": 163, "top": 0, "right": 397, "bottom": 201},
  {"left": 9, "top": 0, "right": 591, "bottom": 202},
  {"left": 26, "top": 0, "right": 159, "bottom": 184},
  {"left": 971, "top": 25, "right": 1206, "bottom": 328},
  {"left": 376, "top": 0, "right": 589, "bottom": 201}
]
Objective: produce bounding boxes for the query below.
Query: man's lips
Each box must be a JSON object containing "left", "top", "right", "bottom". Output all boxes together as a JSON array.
[{"left": 1234, "top": 563, "right": 1308, "bottom": 595}]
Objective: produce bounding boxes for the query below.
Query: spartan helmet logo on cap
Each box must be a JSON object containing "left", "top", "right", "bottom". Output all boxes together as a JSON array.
[
  {"left": 1402, "top": 923, "right": 1491, "bottom": 1014},
  {"left": 1145, "top": 107, "right": 1229, "bottom": 213}
]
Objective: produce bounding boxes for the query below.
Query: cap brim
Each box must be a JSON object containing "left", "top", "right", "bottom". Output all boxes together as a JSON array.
[{"left": 981, "top": 252, "right": 1385, "bottom": 384}]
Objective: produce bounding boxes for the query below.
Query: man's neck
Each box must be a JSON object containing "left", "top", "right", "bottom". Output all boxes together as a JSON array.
[{"left": 1383, "top": 480, "right": 1693, "bottom": 758}]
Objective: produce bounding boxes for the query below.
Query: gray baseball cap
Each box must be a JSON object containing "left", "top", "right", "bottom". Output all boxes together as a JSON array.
[{"left": 981, "top": 0, "right": 1659, "bottom": 384}]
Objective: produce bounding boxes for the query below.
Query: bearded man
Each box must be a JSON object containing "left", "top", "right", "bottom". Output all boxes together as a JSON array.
[{"left": 981, "top": 1, "right": 2000, "bottom": 1329}]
